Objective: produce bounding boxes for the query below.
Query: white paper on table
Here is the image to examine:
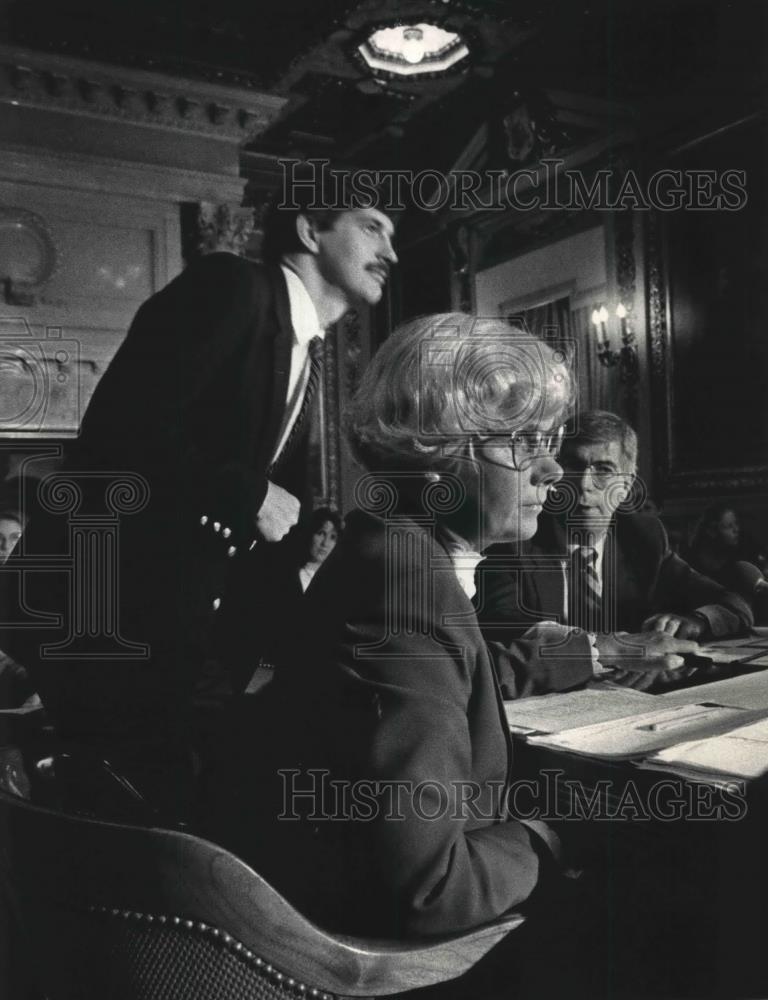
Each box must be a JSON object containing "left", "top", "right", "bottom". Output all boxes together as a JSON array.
[
  {"left": 525, "top": 703, "right": 768, "bottom": 758},
  {"left": 504, "top": 687, "right": 655, "bottom": 735},
  {"left": 644, "top": 716, "right": 768, "bottom": 779}
]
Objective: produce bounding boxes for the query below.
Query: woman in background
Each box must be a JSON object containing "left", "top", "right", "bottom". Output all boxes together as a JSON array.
[
  {"left": 215, "top": 506, "right": 343, "bottom": 695},
  {"left": 687, "top": 504, "right": 767, "bottom": 618},
  {"left": 297, "top": 507, "right": 342, "bottom": 593}
]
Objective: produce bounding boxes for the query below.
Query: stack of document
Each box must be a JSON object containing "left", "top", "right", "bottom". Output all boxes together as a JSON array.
[
  {"left": 522, "top": 703, "right": 768, "bottom": 759},
  {"left": 505, "top": 688, "right": 656, "bottom": 735},
  {"left": 640, "top": 716, "right": 768, "bottom": 783},
  {"left": 695, "top": 633, "right": 768, "bottom": 668}
]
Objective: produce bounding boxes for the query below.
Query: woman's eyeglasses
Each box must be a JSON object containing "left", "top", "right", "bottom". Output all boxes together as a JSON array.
[{"left": 480, "top": 426, "right": 565, "bottom": 471}]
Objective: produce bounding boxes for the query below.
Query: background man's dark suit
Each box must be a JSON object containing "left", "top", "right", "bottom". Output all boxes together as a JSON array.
[
  {"left": 2, "top": 253, "right": 308, "bottom": 783},
  {"left": 475, "top": 510, "right": 752, "bottom": 696}
]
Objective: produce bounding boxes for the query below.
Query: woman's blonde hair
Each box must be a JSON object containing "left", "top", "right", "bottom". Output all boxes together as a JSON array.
[{"left": 347, "top": 313, "right": 573, "bottom": 473}]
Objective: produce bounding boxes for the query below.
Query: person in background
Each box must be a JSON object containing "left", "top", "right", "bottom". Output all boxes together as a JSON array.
[
  {"left": 215, "top": 507, "right": 343, "bottom": 694},
  {"left": 0, "top": 508, "right": 36, "bottom": 707},
  {"left": 476, "top": 410, "right": 751, "bottom": 693},
  {"left": 297, "top": 507, "right": 342, "bottom": 593},
  {"left": 686, "top": 503, "right": 768, "bottom": 625},
  {"left": 0, "top": 511, "right": 22, "bottom": 565}
]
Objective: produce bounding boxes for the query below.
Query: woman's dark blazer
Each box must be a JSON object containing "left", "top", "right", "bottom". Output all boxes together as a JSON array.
[{"left": 210, "top": 507, "right": 550, "bottom": 939}]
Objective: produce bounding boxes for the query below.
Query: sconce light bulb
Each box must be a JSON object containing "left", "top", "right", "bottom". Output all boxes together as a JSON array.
[
  {"left": 591, "top": 308, "right": 601, "bottom": 327},
  {"left": 616, "top": 303, "right": 627, "bottom": 319},
  {"left": 598, "top": 306, "right": 609, "bottom": 324},
  {"left": 402, "top": 27, "right": 426, "bottom": 64}
]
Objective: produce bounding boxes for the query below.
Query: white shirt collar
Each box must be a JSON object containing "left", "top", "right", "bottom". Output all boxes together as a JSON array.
[
  {"left": 280, "top": 264, "right": 324, "bottom": 346},
  {"left": 439, "top": 529, "right": 483, "bottom": 600},
  {"left": 449, "top": 549, "right": 484, "bottom": 600}
]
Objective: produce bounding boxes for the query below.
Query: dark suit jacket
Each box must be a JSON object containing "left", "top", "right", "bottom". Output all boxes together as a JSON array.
[
  {"left": 476, "top": 511, "right": 752, "bottom": 697},
  {"left": 206, "top": 508, "right": 552, "bottom": 939},
  {"left": 2, "top": 255, "right": 305, "bottom": 753}
]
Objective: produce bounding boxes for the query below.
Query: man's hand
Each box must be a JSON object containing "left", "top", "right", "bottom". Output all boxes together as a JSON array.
[
  {"left": 641, "top": 612, "right": 706, "bottom": 639},
  {"left": 595, "top": 630, "right": 700, "bottom": 679},
  {"left": 255, "top": 482, "right": 300, "bottom": 542}
]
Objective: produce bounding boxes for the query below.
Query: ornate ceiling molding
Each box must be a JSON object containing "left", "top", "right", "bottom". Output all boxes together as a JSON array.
[{"left": 0, "top": 43, "right": 286, "bottom": 143}]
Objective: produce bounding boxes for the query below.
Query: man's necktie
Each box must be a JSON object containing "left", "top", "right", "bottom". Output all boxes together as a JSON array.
[
  {"left": 269, "top": 335, "right": 324, "bottom": 474},
  {"left": 569, "top": 546, "right": 603, "bottom": 632}
]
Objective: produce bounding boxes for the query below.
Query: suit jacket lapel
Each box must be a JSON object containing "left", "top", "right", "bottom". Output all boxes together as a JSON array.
[{"left": 530, "top": 515, "right": 568, "bottom": 624}]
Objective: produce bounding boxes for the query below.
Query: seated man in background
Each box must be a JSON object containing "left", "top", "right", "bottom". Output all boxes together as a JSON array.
[{"left": 475, "top": 410, "right": 752, "bottom": 694}]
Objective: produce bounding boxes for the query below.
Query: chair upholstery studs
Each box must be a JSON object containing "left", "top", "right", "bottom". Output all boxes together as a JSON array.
[
  {"left": 222, "top": 527, "right": 231, "bottom": 538},
  {"left": 200, "top": 515, "right": 208, "bottom": 525},
  {"left": 227, "top": 545, "right": 236, "bottom": 556},
  {"left": 212, "top": 597, "right": 221, "bottom": 610},
  {"left": 213, "top": 521, "right": 221, "bottom": 532}
]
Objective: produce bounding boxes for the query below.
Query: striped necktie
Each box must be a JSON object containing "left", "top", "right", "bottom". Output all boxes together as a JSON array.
[
  {"left": 269, "top": 335, "right": 324, "bottom": 474},
  {"left": 569, "top": 546, "right": 603, "bottom": 632}
]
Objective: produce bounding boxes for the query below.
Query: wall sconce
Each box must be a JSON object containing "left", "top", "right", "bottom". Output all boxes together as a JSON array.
[{"left": 591, "top": 303, "right": 639, "bottom": 386}]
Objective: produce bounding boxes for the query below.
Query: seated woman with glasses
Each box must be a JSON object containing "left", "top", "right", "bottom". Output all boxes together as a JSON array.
[{"left": 206, "top": 313, "right": 581, "bottom": 942}]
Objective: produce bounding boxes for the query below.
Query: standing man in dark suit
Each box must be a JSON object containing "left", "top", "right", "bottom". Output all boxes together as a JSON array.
[
  {"left": 475, "top": 410, "right": 752, "bottom": 696},
  {"left": 1, "top": 166, "right": 397, "bottom": 812}
]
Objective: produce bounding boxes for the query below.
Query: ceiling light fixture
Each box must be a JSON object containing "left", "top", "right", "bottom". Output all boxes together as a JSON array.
[
  {"left": 358, "top": 22, "right": 469, "bottom": 78},
  {"left": 401, "top": 27, "right": 426, "bottom": 65}
]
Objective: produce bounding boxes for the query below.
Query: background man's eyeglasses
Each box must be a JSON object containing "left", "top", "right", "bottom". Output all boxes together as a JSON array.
[{"left": 559, "top": 463, "right": 624, "bottom": 488}]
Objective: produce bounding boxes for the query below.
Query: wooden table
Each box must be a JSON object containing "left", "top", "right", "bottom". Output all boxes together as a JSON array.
[{"left": 505, "top": 672, "right": 768, "bottom": 998}]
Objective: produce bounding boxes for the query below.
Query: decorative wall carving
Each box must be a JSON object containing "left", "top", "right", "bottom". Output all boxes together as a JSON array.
[
  {"left": 193, "top": 203, "right": 256, "bottom": 257},
  {"left": 646, "top": 115, "right": 768, "bottom": 497},
  {"left": 0, "top": 205, "right": 59, "bottom": 305},
  {"left": 0, "top": 42, "right": 286, "bottom": 143}
]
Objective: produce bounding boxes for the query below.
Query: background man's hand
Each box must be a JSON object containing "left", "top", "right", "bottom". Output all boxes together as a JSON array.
[
  {"left": 255, "top": 482, "right": 300, "bottom": 542},
  {"left": 641, "top": 612, "right": 706, "bottom": 639},
  {"left": 595, "top": 631, "right": 700, "bottom": 688}
]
